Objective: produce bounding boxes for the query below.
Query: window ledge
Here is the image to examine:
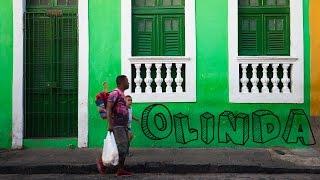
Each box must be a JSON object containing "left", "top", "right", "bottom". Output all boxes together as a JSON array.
[{"left": 237, "top": 56, "right": 298, "bottom": 62}]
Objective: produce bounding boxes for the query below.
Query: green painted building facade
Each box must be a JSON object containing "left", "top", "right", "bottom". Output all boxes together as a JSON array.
[{"left": 0, "top": 0, "right": 315, "bottom": 149}]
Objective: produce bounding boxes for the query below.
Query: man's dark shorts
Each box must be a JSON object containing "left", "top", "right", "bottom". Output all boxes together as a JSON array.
[{"left": 113, "top": 126, "right": 129, "bottom": 158}]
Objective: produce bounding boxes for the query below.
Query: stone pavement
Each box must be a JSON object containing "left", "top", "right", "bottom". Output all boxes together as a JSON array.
[{"left": 1, "top": 148, "right": 320, "bottom": 174}]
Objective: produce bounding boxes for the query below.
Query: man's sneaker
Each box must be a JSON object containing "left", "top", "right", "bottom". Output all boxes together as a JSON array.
[
  {"left": 96, "top": 158, "right": 106, "bottom": 174},
  {"left": 116, "top": 169, "right": 133, "bottom": 177}
]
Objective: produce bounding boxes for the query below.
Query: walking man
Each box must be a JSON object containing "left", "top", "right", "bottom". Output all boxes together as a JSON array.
[{"left": 106, "top": 75, "right": 132, "bottom": 176}]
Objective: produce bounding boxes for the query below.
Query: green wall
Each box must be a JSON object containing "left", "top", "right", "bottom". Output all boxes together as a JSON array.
[
  {"left": 88, "top": 0, "right": 312, "bottom": 148},
  {"left": 88, "top": 0, "right": 122, "bottom": 147},
  {"left": 0, "top": 0, "right": 311, "bottom": 149},
  {"left": 0, "top": 0, "right": 13, "bottom": 149}
]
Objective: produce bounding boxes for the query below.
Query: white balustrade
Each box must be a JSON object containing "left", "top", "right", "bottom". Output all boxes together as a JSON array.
[
  {"left": 129, "top": 57, "right": 189, "bottom": 95},
  {"left": 230, "top": 56, "right": 300, "bottom": 103},
  {"left": 238, "top": 61, "right": 293, "bottom": 95}
]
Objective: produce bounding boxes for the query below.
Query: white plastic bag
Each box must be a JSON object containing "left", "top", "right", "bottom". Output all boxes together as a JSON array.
[{"left": 102, "top": 131, "right": 119, "bottom": 166}]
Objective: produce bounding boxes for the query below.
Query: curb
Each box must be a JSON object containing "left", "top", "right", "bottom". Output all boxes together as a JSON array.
[{"left": 1, "top": 164, "right": 320, "bottom": 174}]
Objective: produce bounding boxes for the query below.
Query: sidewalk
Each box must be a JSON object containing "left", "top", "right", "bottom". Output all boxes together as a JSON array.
[{"left": 1, "top": 148, "right": 320, "bottom": 174}]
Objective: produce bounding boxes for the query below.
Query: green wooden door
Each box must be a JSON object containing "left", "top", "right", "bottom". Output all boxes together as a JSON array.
[{"left": 25, "top": 1, "right": 78, "bottom": 138}]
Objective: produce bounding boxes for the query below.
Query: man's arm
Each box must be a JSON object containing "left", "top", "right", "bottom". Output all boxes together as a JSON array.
[{"left": 106, "top": 101, "right": 114, "bottom": 130}]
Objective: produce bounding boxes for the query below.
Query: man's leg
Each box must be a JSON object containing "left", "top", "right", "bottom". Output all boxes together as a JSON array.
[
  {"left": 127, "top": 131, "right": 134, "bottom": 157},
  {"left": 113, "top": 127, "right": 132, "bottom": 176},
  {"left": 118, "top": 155, "right": 125, "bottom": 169}
]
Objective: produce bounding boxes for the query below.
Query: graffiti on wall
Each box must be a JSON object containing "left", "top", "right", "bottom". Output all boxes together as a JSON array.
[{"left": 141, "top": 104, "right": 316, "bottom": 146}]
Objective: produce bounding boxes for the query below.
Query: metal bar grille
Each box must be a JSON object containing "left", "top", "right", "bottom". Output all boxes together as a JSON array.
[{"left": 24, "top": 6, "right": 78, "bottom": 138}]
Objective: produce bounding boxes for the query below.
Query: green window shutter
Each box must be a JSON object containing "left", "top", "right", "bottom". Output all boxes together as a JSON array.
[
  {"left": 132, "top": 0, "right": 185, "bottom": 56},
  {"left": 238, "top": 15, "right": 262, "bottom": 55},
  {"left": 132, "top": 15, "right": 157, "bottom": 56},
  {"left": 26, "top": 13, "right": 53, "bottom": 92},
  {"left": 57, "top": 0, "right": 78, "bottom": 6},
  {"left": 27, "top": 0, "right": 78, "bottom": 8},
  {"left": 25, "top": 13, "right": 54, "bottom": 138},
  {"left": 239, "top": 0, "right": 260, "bottom": 7},
  {"left": 57, "top": 14, "right": 78, "bottom": 92},
  {"left": 133, "top": 0, "right": 156, "bottom": 7},
  {"left": 264, "top": 15, "right": 290, "bottom": 55},
  {"left": 264, "top": 0, "right": 289, "bottom": 6},
  {"left": 133, "top": 0, "right": 184, "bottom": 8},
  {"left": 56, "top": 14, "right": 78, "bottom": 137},
  {"left": 238, "top": 0, "right": 290, "bottom": 56},
  {"left": 161, "top": 0, "right": 184, "bottom": 7},
  {"left": 160, "top": 15, "right": 185, "bottom": 56},
  {"left": 27, "top": 0, "right": 51, "bottom": 7}
]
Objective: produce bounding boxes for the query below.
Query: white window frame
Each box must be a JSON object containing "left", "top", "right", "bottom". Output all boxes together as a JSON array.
[
  {"left": 228, "top": 0, "right": 304, "bottom": 103},
  {"left": 121, "top": 0, "right": 196, "bottom": 103},
  {"left": 12, "top": 0, "right": 89, "bottom": 149}
]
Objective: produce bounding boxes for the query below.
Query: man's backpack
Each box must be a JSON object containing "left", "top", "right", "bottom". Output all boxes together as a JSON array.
[
  {"left": 95, "top": 90, "right": 120, "bottom": 119},
  {"left": 95, "top": 91, "right": 109, "bottom": 107},
  {"left": 95, "top": 91, "right": 109, "bottom": 119}
]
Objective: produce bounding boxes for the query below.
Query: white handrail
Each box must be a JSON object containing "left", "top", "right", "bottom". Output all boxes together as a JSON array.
[{"left": 129, "top": 56, "right": 191, "bottom": 64}]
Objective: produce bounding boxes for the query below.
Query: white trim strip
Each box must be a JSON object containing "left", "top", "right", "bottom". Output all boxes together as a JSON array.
[
  {"left": 12, "top": 0, "right": 25, "bottom": 149},
  {"left": 78, "top": 0, "right": 89, "bottom": 148},
  {"left": 121, "top": 0, "right": 132, "bottom": 88},
  {"left": 237, "top": 56, "right": 298, "bottom": 63},
  {"left": 129, "top": 56, "right": 191, "bottom": 64}
]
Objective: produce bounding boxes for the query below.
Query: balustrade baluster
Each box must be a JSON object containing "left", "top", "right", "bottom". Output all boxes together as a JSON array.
[
  {"left": 281, "top": 64, "right": 291, "bottom": 93},
  {"left": 155, "top": 63, "right": 163, "bottom": 93},
  {"left": 145, "top": 64, "right": 153, "bottom": 93},
  {"left": 271, "top": 64, "right": 280, "bottom": 93},
  {"left": 134, "top": 64, "right": 142, "bottom": 93},
  {"left": 251, "top": 64, "right": 259, "bottom": 93},
  {"left": 165, "top": 63, "right": 173, "bottom": 93}
]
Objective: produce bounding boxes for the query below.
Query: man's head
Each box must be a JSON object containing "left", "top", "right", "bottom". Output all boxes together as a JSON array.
[{"left": 116, "top": 75, "right": 129, "bottom": 90}]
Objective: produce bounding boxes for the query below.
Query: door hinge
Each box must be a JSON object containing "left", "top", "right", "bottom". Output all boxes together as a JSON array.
[{"left": 47, "top": 9, "right": 63, "bottom": 17}]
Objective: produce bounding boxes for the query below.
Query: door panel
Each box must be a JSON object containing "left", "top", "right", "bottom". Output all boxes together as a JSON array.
[{"left": 25, "top": 10, "right": 78, "bottom": 138}]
